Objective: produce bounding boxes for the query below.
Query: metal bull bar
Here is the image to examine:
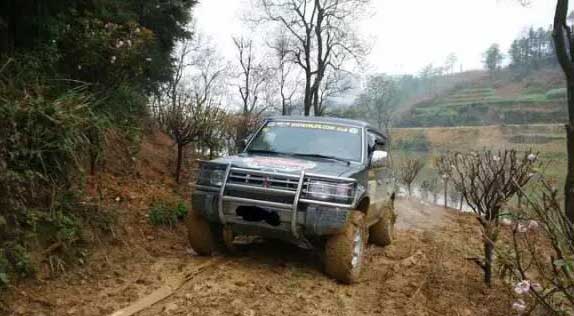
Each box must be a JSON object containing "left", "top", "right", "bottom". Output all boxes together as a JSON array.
[{"left": 195, "top": 162, "right": 357, "bottom": 239}]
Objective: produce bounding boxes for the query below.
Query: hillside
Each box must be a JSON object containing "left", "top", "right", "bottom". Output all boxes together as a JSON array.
[
  {"left": 393, "top": 123, "right": 567, "bottom": 184},
  {"left": 397, "top": 67, "right": 568, "bottom": 127}
]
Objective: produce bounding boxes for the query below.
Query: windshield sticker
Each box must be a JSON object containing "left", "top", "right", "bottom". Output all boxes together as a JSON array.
[
  {"left": 243, "top": 157, "right": 316, "bottom": 172},
  {"left": 267, "top": 121, "right": 359, "bottom": 134}
]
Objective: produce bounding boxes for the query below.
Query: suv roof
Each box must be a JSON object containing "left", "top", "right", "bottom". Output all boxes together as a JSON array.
[
  {"left": 268, "top": 116, "right": 373, "bottom": 129},
  {"left": 266, "top": 116, "right": 387, "bottom": 139}
]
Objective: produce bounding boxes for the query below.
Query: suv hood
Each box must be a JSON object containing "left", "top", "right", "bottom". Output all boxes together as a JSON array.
[{"left": 212, "top": 153, "right": 362, "bottom": 178}]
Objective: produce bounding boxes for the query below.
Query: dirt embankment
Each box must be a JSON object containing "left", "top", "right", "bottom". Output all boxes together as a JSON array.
[
  {"left": 1, "top": 131, "right": 515, "bottom": 316},
  {"left": 2, "top": 201, "right": 515, "bottom": 316}
]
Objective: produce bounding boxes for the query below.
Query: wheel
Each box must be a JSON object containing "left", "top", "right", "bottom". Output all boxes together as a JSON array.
[
  {"left": 186, "top": 210, "right": 234, "bottom": 255},
  {"left": 369, "top": 205, "right": 396, "bottom": 247},
  {"left": 185, "top": 210, "right": 217, "bottom": 255},
  {"left": 324, "top": 211, "right": 367, "bottom": 284}
]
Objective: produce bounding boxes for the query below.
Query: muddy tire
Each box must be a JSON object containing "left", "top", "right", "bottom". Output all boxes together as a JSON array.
[
  {"left": 324, "top": 211, "right": 367, "bottom": 284},
  {"left": 369, "top": 207, "right": 395, "bottom": 247},
  {"left": 185, "top": 210, "right": 218, "bottom": 256}
]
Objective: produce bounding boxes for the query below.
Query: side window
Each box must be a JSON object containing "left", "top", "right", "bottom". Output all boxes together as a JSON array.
[
  {"left": 367, "top": 131, "right": 385, "bottom": 152},
  {"left": 367, "top": 132, "right": 376, "bottom": 153}
]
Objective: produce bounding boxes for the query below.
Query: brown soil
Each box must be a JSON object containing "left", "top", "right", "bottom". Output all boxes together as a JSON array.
[
  {"left": 1, "top": 200, "right": 516, "bottom": 316},
  {"left": 0, "top": 131, "right": 516, "bottom": 316}
]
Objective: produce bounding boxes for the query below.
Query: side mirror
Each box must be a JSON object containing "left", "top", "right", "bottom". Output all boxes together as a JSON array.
[{"left": 370, "top": 150, "right": 388, "bottom": 168}]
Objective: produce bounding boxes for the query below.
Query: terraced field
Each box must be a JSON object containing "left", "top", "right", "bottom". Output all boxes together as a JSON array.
[
  {"left": 393, "top": 123, "right": 567, "bottom": 184},
  {"left": 399, "top": 70, "right": 568, "bottom": 128}
]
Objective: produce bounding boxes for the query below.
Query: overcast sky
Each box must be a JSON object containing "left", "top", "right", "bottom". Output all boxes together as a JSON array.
[{"left": 194, "top": 0, "right": 557, "bottom": 75}]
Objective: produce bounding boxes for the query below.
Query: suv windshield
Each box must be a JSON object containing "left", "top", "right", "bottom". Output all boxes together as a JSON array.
[{"left": 246, "top": 121, "right": 363, "bottom": 162}]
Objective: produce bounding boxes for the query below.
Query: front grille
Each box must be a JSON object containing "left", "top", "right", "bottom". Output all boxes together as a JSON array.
[{"left": 228, "top": 171, "right": 300, "bottom": 192}]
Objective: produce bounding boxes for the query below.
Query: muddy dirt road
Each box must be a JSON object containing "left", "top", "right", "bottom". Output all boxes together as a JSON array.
[{"left": 3, "top": 198, "right": 514, "bottom": 316}]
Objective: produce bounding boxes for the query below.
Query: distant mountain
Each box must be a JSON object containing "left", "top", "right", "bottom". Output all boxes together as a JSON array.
[{"left": 396, "top": 67, "right": 567, "bottom": 127}]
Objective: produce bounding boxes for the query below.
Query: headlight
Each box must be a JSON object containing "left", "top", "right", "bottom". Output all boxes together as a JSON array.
[
  {"left": 208, "top": 169, "right": 225, "bottom": 186},
  {"left": 197, "top": 164, "right": 227, "bottom": 187},
  {"left": 306, "top": 181, "right": 355, "bottom": 202}
]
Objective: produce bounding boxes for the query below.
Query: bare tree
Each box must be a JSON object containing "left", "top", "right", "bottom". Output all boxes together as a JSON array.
[
  {"left": 316, "top": 69, "right": 354, "bottom": 115},
  {"left": 269, "top": 30, "right": 299, "bottom": 115},
  {"left": 444, "top": 150, "right": 538, "bottom": 287},
  {"left": 359, "top": 74, "right": 397, "bottom": 165},
  {"left": 361, "top": 74, "right": 397, "bottom": 132},
  {"left": 420, "top": 176, "right": 439, "bottom": 203},
  {"left": 233, "top": 37, "right": 271, "bottom": 148},
  {"left": 155, "top": 36, "right": 227, "bottom": 183},
  {"left": 234, "top": 37, "right": 270, "bottom": 116},
  {"left": 398, "top": 158, "right": 425, "bottom": 196},
  {"left": 552, "top": 0, "right": 574, "bottom": 222},
  {"left": 258, "top": 0, "right": 369, "bottom": 116},
  {"left": 195, "top": 107, "right": 228, "bottom": 159},
  {"left": 434, "top": 155, "right": 452, "bottom": 208},
  {"left": 154, "top": 40, "right": 195, "bottom": 183}
]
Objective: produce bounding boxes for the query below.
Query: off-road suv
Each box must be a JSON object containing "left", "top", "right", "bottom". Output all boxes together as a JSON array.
[{"left": 187, "top": 116, "right": 396, "bottom": 283}]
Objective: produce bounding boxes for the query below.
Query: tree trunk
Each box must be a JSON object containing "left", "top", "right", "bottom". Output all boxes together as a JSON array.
[
  {"left": 459, "top": 195, "right": 464, "bottom": 211},
  {"left": 304, "top": 78, "right": 312, "bottom": 116},
  {"left": 565, "top": 123, "right": 574, "bottom": 222},
  {"left": 481, "top": 222, "right": 498, "bottom": 287},
  {"left": 553, "top": 0, "right": 574, "bottom": 222},
  {"left": 175, "top": 143, "right": 184, "bottom": 184},
  {"left": 407, "top": 184, "right": 411, "bottom": 197},
  {"left": 444, "top": 181, "right": 448, "bottom": 208},
  {"left": 484, "top": 238, "right": 494, "bottom": 287},
  {"left": 313, "top": 89, "right": 320, "bottom": 117}
]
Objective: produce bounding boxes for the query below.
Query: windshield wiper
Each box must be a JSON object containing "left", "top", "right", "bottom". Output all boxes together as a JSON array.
[
  {"left": 290, "top": 153, "right": 351, "bottom": 165},
  {"left": 246, "top": 149, "right": 285, "bottom": 156}
]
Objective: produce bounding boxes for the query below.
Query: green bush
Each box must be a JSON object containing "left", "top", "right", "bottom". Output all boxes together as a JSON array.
[
  {"left": 0, "top": 0, "right": 196, "bottom": 288},
  {"left": 148, "top": 200, "right": 188, "bottom": 227},
  {"left": 3, "top": 243, "right": 34, "bottom": 278},
  {"left": 545, "top": 88, "right": 567, "bottom": 100}
]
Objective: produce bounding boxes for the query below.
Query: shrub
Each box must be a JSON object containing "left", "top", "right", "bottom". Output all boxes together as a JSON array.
[
  {"left": 444, "top": 150, "right": 539, "bottom": 286},
  {"left": 148, "top": 200, "right": 188, "bottom": 227},
  {"left": 545, "top": 88, "right": 567, "bottom": 100},
  {"left": 1, "top": 85, "right": 103, "bottom": 187},
  {"left": 506, "top": 180, "right": 574, "bottom": 315},
  {"left": 3, "top": 243, "right": 34, "bottom": 278},
  {"left": 397, "top": 158, "right": 425, "bottom": 196}
]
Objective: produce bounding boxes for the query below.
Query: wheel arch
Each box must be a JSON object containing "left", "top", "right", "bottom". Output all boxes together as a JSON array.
[{"left": 356, "top": 196, "right": 370, "bottom": 214}]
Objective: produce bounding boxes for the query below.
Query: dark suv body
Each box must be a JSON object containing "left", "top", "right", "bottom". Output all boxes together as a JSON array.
[{"left": 187, "top": 116, "right": 395, "bottom": 283}]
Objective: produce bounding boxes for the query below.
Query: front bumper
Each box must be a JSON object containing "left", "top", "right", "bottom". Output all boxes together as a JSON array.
[{"left": 192, "top": 163, "right": 359, "bottom": 242}]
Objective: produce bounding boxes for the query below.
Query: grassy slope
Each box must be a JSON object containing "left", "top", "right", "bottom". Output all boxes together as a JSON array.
[{"left": 399, "top": 67, "right": 568, "bottom": 127}]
